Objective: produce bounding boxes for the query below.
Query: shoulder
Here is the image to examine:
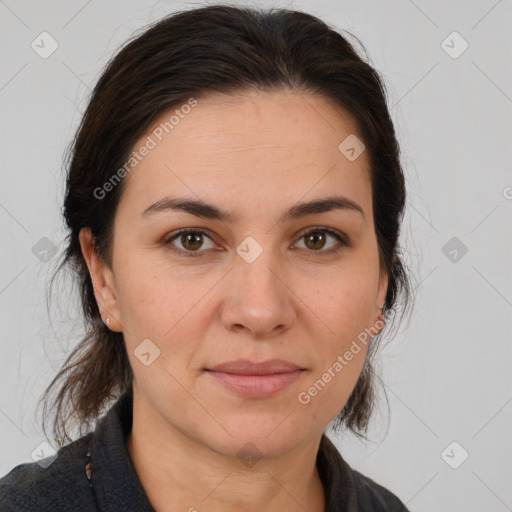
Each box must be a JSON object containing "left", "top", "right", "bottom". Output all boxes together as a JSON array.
[
  {"left": 351, "top": 467, "right": 410, "bottom": 511},
  {"left": 317, "top": 434, "right": 409, "bottom": 511},
  {"left": 0, "top": 433, "right": 95, "bottom": 512}
]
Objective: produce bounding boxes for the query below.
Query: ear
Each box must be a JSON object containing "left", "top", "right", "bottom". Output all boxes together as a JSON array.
[
  {"left": 373, "top": 268, "right": 389, "bottom": 333},
  {"left": 78, "top": 227, "right": 122, "bottom": 332}
]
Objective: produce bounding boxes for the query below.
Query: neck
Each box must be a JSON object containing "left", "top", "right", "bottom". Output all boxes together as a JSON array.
[{"left": 126, "top": 390, "right": 326, "bottom": 512}]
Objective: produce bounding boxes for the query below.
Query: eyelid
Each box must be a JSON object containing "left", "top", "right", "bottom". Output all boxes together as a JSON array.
[{"left": 296, "top": 225, "right": 348, "bottom": 244}]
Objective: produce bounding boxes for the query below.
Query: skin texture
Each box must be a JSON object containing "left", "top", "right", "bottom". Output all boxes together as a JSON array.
[{"left": 79, "top": 89, "right": 388, "bottom": 512}]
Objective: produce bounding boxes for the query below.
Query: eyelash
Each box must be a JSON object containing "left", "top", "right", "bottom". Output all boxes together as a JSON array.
[{"left": 163, "top": 227, "right": 347, "bottom": 258}]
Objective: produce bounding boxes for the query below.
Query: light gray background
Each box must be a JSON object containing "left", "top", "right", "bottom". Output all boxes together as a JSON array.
[{"left": 1, "top": 1, "right": 511, "bottom": 511}]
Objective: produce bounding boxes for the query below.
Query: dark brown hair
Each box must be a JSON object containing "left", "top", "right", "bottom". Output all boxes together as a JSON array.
[{"left": 41, "top": 4, "right": 412, "bottom": 446}]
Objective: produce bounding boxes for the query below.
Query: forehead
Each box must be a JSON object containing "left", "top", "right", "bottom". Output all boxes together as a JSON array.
[{"left": 116, "top": 89, "right": 372, "bottom": 224}]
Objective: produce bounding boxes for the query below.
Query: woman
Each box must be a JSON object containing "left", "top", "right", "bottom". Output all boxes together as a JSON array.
[{"left": 0, "top": 4, "right": 412, "bottom": 511}]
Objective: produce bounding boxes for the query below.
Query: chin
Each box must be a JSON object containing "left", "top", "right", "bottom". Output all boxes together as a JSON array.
[{"left": 202, "top": 415, "right": 313, "bottom": 461}]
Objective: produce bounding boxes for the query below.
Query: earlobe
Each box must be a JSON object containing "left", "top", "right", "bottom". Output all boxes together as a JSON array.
[
  {"left": 78, "top": 228, "right": 122, "bottom": 332},
  {"left": 370, "top": 306, "right": 384, "bottom": 335}
]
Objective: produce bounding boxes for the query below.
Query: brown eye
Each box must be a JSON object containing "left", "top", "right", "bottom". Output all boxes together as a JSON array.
[
  {"left": 181, "top": 232, "right": 204, "bottom": 251},
  {"left": 295, "top": 228, "right": 346, "bottom": 254},
  {"left": 164, "top": 226, "right": 346, "bottom": 258},
  {"left": 165, "top": 228, "right": 216, "bottom": 256},
  {"left": 304, "top": 231, "right": 327, "bottom": 250}
]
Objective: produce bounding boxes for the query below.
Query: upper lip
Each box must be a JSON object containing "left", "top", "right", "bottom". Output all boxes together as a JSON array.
[{"left": 206, "top": 359, "right": 303, "bottom": 375}]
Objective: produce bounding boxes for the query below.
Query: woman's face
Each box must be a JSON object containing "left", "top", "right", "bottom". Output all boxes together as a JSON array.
[{"left": 82, "top": 89, "right": 388, "bottom": 458}]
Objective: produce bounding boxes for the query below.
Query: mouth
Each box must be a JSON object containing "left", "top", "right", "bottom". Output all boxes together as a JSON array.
[{"left": 204, "top": 359, "right": 306, "bottom": 398}]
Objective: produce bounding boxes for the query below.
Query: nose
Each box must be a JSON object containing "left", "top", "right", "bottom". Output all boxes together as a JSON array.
[{"left": 219, "top": 241, "right": 296, "bottom": 339}]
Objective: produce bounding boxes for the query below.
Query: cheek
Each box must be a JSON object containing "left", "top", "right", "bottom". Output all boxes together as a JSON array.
[
  {"left": 295, "top": 341, "right": 368, "bottom": 431},
  {"left": 114, "top": 251, "right": 204, "bottom": 331},
  {"left": 116, "top": 267, "right": 207, "bottom": 403},
  {"left": 297, "top": 261, "right": 378, "bottom": 343},
  {"left": 292, "top": 264, "right": 376, "bottom": 413},
  {"left": 114, "top": 256, "right": 223, "bottom": 373}
]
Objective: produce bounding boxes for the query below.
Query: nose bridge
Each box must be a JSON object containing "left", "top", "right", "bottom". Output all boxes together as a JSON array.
[{"left": 234, "top": 234, "right": 282, "bottom": 292}]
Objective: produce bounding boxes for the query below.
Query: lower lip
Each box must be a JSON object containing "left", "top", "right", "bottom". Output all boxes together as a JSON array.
[{"left": 206, "top": 370, "right": 304, "bottom": 398}]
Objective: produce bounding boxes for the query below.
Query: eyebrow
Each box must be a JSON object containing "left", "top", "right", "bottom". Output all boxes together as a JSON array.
[{"left": 141, "top": 195, "right": 366, "bottom": 224}]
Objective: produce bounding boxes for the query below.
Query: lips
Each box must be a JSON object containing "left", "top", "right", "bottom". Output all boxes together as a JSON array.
[
  {"left": 205, "top": 358, "right": 303, "bottom": 375},
  {"left": 204, "top": 359, "right": 305, "bottom": 398}
]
